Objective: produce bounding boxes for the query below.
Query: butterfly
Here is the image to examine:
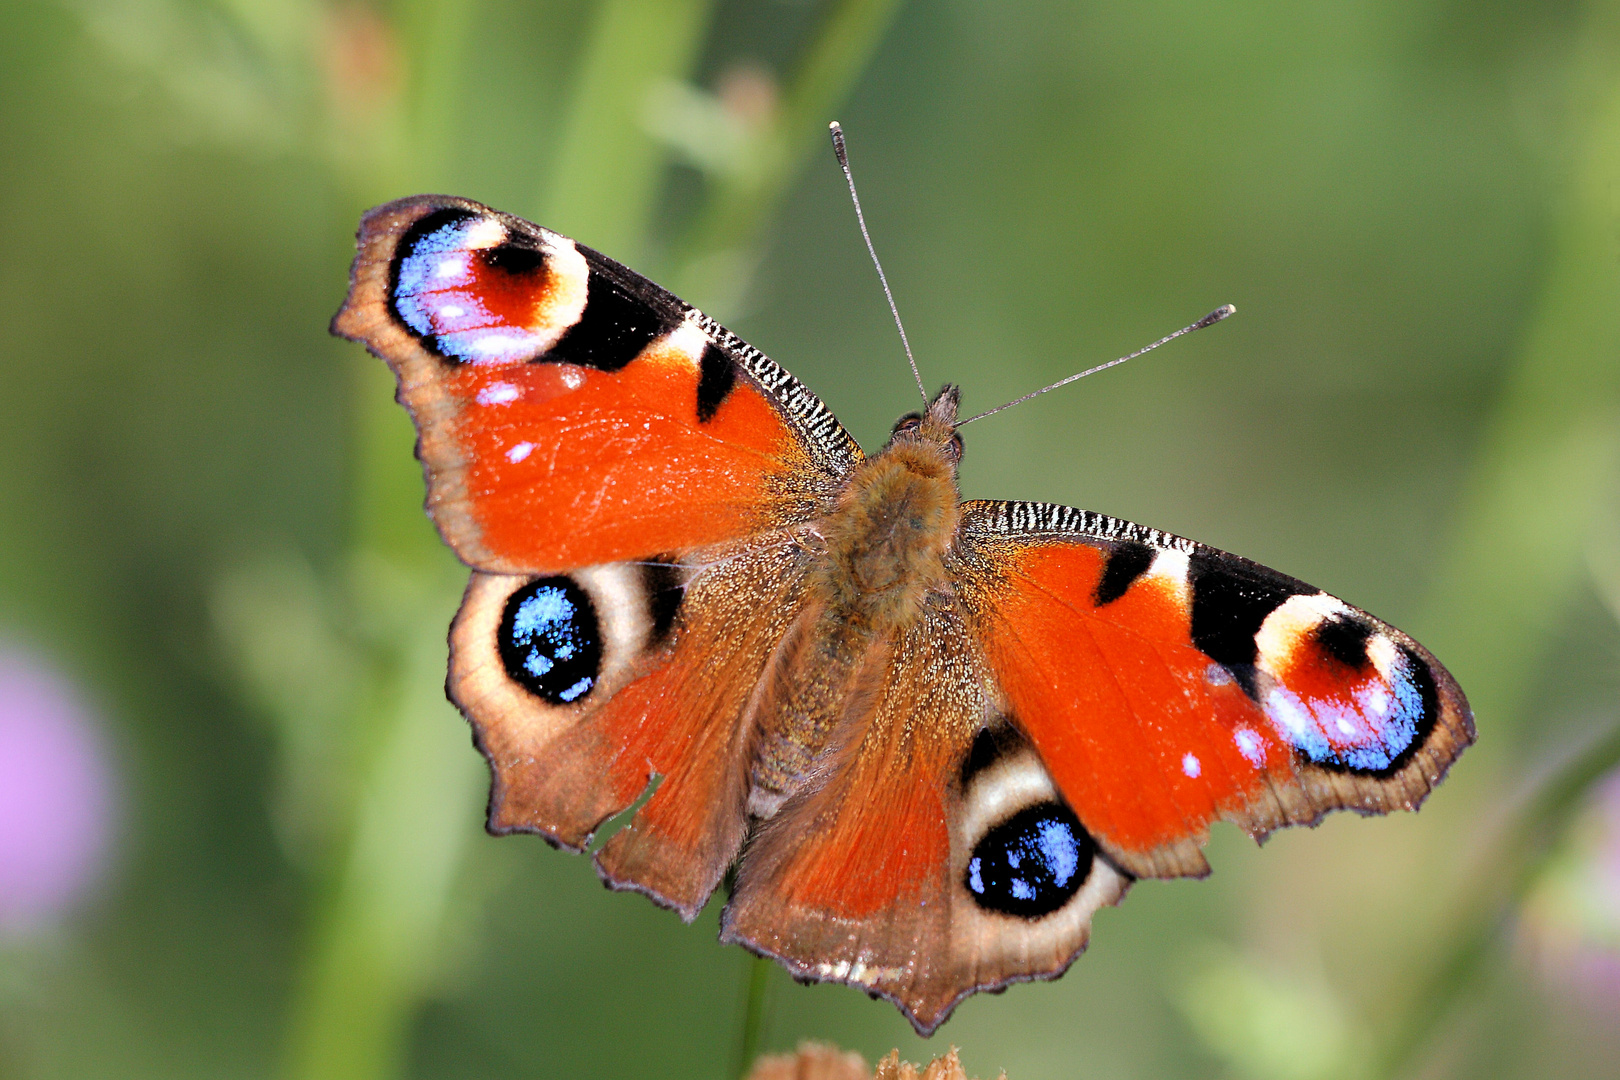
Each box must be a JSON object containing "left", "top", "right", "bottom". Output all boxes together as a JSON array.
[{"left": 332, "top": 191, "right": 1473, "bottom": 1036}]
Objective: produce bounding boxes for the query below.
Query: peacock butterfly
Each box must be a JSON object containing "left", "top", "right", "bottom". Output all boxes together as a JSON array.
[{"left": 331, "top": 168, "right": 1473, "bottom": 1035}]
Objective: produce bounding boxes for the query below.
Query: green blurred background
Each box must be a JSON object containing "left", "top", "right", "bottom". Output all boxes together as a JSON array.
[{"left": 2, "top": 0, "right": 1618, "bottom": 1078}]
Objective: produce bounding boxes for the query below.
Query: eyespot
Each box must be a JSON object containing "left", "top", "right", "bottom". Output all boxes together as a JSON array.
[
  {"left": 965, "top": 802, "right": 1094, "bottom": 918},
  {"left": 497, "top": 576, "right": 603, "bottom": 705}
]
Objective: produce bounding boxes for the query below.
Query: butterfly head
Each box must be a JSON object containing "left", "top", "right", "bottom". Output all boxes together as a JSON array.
[{"left": 885, "top": 385, "right": 964, "bottom": 467}]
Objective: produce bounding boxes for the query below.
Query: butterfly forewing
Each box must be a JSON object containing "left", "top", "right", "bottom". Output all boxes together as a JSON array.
[
  {"left": 955, "top": 499, "right": 1475, "bottom": 880},
  {"left": 332, "top": 195, "right": 860, "bottom": 575}
]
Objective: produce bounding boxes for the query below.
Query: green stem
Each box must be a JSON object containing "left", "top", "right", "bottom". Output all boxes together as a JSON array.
[
  {"left": 539, "top": 0, "right": 719, "bottom": 263},
  {"left": 733, "top": 956, "right": 775, "bottom": 1080},
  {"left": 667, "top": 0, "right": 909, "bottom": 307},
  {"left": 282, "top": 3, "right": 486, "bottom": 1078}
]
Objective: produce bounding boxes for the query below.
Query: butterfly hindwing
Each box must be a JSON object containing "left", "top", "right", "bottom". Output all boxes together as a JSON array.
[
  {"left": 954, "top": 500, "right": 1475, "bottom": 879},
  {"left": 450, "top": 536, "right": 816, "bottom": 918},
  {"left": 721, "top": 603, "right": 1130, "bottom": 1037},
  {"left": 332, "top": 195, "right": 861, "bottom": 575}
]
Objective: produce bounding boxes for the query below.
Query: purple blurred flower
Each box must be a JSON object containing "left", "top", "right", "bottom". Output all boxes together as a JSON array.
[
  {"left": 0, "top": 645, "right": 117, "bottom": 933},
  {"left": 1521, "top": 766, "right": 1620, "bottom": 1006},
  {"left": 1596, "top": 770, "right": 1620, "bottom": 908}
]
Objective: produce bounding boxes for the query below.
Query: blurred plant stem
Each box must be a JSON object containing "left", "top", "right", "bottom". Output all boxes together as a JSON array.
[
  {"left": 282, "top": 0, "right": 487, "bottom": 1071},
  {"left": 1372, "top": 719, "right": 1620, "bottom": 1080},
  {"left": 733, "top": 956, "right": 775, "bottom": 1080},
  {"left": 665, "top": 0, "right": 906, "bottom": 312},
  {"left": 278, "top": 555, "right": 482, "bottom": 1080},
  {"left": 281, "top": 3, "right": 906, "bottom": 1080},
  {"left": 1375, "top": 1, "right": 1620, "bottom": 1073},
  {"left": 540, "top": 0, "right": 716, "bottom": 262}
]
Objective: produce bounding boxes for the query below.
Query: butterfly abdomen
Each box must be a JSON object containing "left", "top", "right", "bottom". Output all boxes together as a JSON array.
[{"left": 746, "top": 436, "right": 963, "bottom": 817}]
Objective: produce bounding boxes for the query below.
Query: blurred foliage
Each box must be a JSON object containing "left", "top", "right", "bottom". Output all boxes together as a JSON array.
[
  {"left": 1, "top": 1, "right": 1618, "bottom": 1079},
  {"left": 1176, "top": 944, "right": 1365, "bottom": 1080}
]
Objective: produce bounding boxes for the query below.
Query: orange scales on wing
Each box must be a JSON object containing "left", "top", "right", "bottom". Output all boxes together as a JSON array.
[
  {"left": 447, "top": 334, "right": 805, "bottom": 570},
  {"left": 974, "top": 542, "right": 1290, "bottom": 859}
]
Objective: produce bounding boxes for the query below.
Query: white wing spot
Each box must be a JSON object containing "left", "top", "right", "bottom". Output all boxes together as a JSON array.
[
  {"left": 1147, "top": 548, "right": 1193, "bottom": 607},
  {"left": 1182, "top": 753, "right": 1201, "bottom": 778},
  {"left": 662, "top": 321, "right": 709, "bottom": 369},
  {"left": 1266, "top": 688, "right": 1311, "bottom": 739},
  {"left": 1365, "top": 685, "right": 1391, "bottom": 717},
  {"left": 1233, "top": 727, "right": 1265, "bottom": 766},
  {"left": 433, "top": 254, "right": 470, "bottom": 280},
  {"left": 467, "top": 334, "right": 533, "bottom": 360},
  {"left": 463, "top": 218, "right": 506, "bottom": 248},
  {"left": 477, "top": 381, "right": 521, "bottom": 405},
  {"left": 507, "top": 442, "right": 534, "bottom": 463}
]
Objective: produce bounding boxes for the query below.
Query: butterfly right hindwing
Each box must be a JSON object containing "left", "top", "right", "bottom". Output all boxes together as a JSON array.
[{"left": 720, "top": 599, "right": 1132, "bottom": 1037}]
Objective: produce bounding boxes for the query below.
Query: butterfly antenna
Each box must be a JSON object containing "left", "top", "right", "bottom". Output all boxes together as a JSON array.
[
  {"left": 957, "top": 304, "right": 1236, "bottom": 426},
  {"left": 830, "top": 121, "right": 928, "bottom": 404}
]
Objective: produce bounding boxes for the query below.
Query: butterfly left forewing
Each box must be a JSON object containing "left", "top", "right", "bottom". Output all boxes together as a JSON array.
[
  {"left": 335, "top": 195, "right": 863, "bottom": 918},
  {"left": 333, "top": 195, "right": 860, "bottom": 575},
  {"left": 955, "top": 499, "right": 1475, "bottom": 880}
]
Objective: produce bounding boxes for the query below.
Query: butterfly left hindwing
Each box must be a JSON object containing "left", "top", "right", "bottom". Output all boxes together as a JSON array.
[{"left": 450, "top": 538, "right": 813, "bottom": 918}]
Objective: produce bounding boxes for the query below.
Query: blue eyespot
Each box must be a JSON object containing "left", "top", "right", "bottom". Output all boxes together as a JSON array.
[
  {"left": 966, "top": 803, "right": 1093, "bottom": 918},
  {"left": 1263, "top": 642, "right": 1437, "bottom": 776},
  {"left": 498, "top": 577, "right": 602, "bottom": 706},
  {"left": 390, "top": 209, "right": 553, "bottom": 365}
]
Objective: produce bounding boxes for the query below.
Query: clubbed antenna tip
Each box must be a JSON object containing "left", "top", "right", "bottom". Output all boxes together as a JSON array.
[{"left": 958, "top": 303, "right": 1238, "bottom": 426}]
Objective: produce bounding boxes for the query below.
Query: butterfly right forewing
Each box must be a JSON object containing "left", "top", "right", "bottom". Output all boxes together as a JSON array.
[{"left": 954, "top": 499, "right": 1475, "bottom": 880}]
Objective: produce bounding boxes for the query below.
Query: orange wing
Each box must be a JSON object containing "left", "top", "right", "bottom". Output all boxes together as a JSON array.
[
  {"left": 332, "top": 195, "right": 860, "bottom": 574},
  {"left": 449, "top": 538, "right": 815, "bottom": 920},
  {"left": 721, "top": 603, "right": 1130, "bottom": 1036},
  {"left": 955, "top": 500, "right": 1475, "bottom": 879},
  {"left": 332, "top": 197, "right": 861, "bottom": 914}
]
